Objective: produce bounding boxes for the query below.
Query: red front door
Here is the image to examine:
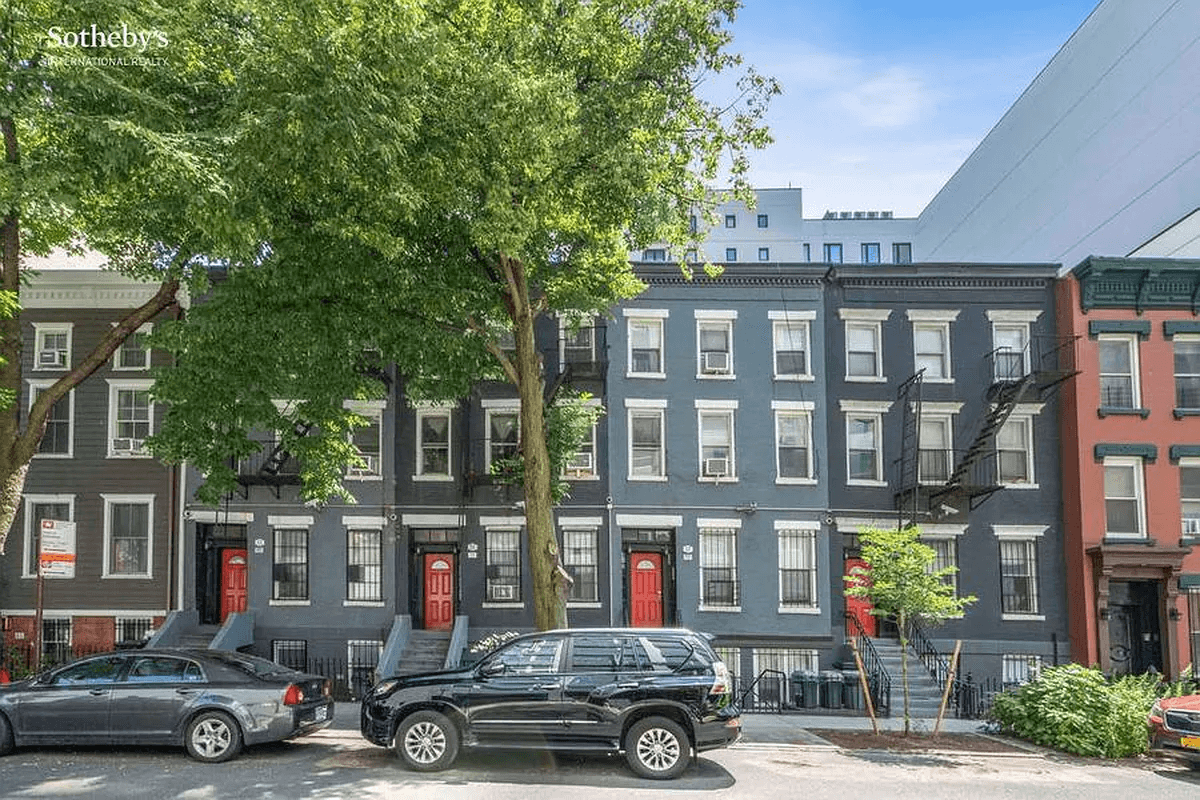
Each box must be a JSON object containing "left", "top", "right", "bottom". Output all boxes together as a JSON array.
[
  {"left": 844, "top": 557, "right": 876, "bottom": 637},
  {"left": 220, "top": 549, "right": 248, "bottom": 622},
  {"left": 424, "top": 553, "right": 455, "bottom": 630},
  {"left": 630, "top": 552, "right": 664, "bottom": 627}
]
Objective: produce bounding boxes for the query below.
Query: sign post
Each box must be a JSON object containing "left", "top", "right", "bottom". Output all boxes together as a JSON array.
[{"left": 33, "top": 520, "right": 76, "bottom": 671}]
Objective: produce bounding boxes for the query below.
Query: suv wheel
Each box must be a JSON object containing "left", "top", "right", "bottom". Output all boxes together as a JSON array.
[
  {"left": 395, "top": 710, "right": 459, "bottom": 771},
  {"left": 624, "top": 716, "right": 689, "bottom": 780}
]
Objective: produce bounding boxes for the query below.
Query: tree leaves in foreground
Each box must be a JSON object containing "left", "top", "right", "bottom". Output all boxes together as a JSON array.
[{"left": 151, "top": 0, "right": 777, "bottom": 629}]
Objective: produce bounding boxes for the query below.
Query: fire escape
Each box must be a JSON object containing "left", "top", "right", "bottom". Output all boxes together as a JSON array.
[
  {"left": 233, "top": 421, "right": 312, "bottom": 499},
  {"left": 896, "top": 335, "right": 1078, "bottom": 528}
]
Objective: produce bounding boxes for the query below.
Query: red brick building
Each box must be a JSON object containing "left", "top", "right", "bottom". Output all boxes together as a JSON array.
[{"left": 1057, "top": 257, "right": 1200, "bottom": 678}]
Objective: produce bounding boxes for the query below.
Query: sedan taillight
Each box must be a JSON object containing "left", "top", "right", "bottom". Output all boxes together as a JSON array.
[{"left": 283, "top": 684, "right": 305, "bottom": 706}]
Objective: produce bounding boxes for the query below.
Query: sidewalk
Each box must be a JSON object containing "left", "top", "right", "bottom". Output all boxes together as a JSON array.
[{"left": 327, "top": 702, "right": 986, "bottom": 742}]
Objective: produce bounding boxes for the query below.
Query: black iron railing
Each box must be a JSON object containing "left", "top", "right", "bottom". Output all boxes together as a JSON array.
[
  {"left": 903, "top": 617, "right": 987, "bottom": 719},
  {"left": 845, "top": 612, "right": 891, "bottom": 716}
]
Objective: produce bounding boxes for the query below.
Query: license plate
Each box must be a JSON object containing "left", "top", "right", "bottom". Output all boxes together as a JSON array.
[
  {"left": 1181, "top": 736, "right": 1200, "bottom": 749},
  {"left": 313, "top": 705, "right": 328, "bottom": 722}
]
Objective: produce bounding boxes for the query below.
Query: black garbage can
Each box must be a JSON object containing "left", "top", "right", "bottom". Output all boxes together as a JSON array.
[
  {"left": 819, "top": 670, "right": 843, "bottom": 709},
  {"left": 791, "top": 670, "right": 818, "bottom": 708},
  {"left": 841, "top": 670, "right": 862, "bottom": 710}
]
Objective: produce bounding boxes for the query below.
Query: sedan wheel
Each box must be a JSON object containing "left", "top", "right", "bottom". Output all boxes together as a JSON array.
[
  {"left": 0, "top": 712, "right": 13, "bottom": 756},
  {"left": 625, "top": 716, "right": 689, "bottom": 780},
  {"left": 185, "top": 711, "right": 243, "bottom": 763},
  {"left": 395, "top": 710, "right": 459, "bottom": 771}
]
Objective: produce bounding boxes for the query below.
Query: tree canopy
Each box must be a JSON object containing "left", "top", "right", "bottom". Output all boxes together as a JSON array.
[{"left": 148, "top": 0, "right": 777, "bottom": 629}]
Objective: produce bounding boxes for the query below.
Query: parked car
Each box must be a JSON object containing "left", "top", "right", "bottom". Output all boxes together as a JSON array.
[
  {"left": 1149, "top": 694, "right": 1200, "bottom": 769},
  {"left": 0, "top": 648, "right": 333, "bottom": 763},
  {"left": 361, "top": 627, "right": 741, "bottom": 780}
]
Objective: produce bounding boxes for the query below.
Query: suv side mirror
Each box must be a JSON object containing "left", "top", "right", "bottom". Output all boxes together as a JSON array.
[{"left": 478, "top": 659, "right": 506, "bottom": 678}]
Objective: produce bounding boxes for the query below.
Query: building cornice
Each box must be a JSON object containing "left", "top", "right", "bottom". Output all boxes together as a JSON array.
[
  {"left": 22, "top": 271, "right": 180, "bottom": 309},
  {"left": 1073, "top": 256, "right": 1200, "bottom": 314}
]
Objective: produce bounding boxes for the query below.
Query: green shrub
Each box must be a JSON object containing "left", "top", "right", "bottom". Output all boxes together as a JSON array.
[{"left": 990, "top": 664, "right": 1162, "bottom": 758}]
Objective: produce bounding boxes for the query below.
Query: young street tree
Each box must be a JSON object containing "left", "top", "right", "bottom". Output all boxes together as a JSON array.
[
  {"left": 150, "top": 0, "right": 776, "bottom": 631},
  {"left": 0, "top": 2, "right": 252, "bottom": 555},
  {"left": 844, "top": 525, "right": 976, "bottom": 733}
]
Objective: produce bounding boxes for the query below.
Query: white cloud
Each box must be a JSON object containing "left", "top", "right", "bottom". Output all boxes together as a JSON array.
[{"left": 834, "top": 67, "right": 933, "bottom": 129}]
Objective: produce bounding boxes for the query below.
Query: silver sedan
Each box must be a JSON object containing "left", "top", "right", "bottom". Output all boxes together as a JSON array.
[{"left": 0, "top": 648, "right": 333, "bottom": 762}]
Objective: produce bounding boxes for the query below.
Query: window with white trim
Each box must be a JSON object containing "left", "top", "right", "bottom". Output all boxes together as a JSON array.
[
  {"left": 628, "top": 407, "right": 664, "bottom": 479},
  {"left": 560, "top": 315, "right": 596, "bottom": 370},
  {"left": 23, "top": 495, "right": 73, "bottom": 578},
  {"left": 992, "top": 322, "right": 1029, "bottom": 381},
  {"left": 697, "top": 407, "right": 735, "bottom": 479},
  {"left": 1002, "top": 654, "right": 1043, "bottom": 687},
  {"left": 1098, "top": 334, "right": 1139, "bottom": 409},
  {"left": 997, "top": 415, "right": 1033, "bottom": 485},
  {"left": 273, "top": 640, "right": 308, "bottom": 670},
  {"left": 846, "top": 413, "right": 882, "bottom": 483},
  {"left": 273, "top": 528, "right": 309, "bottom": 600},
  {"left": 486, "top": 408, "right": 520, "bottom": 469},
  {"left": 103, "top": 495, "right": 153, "bottom": 578},
  {"left": 1104, "top": 457, "right": 1146, "bottom": 538},
  {"left": 348, "top": 412, "right": 382, "bottom": 478},
  {"left": 565, "top": 422, "right": 597, "bottom": 479},
  {"left": 999, "top": 539, "right": 1039, "bottom": 615},
  {"left": 924, "top": 537, "right": 958, "bottom": 594},
  {"left": 778, "top": 527, "right": 818, "bottom": 610},
  {"left": 486, "top": 528, "right": 521, "bottom": 602},
  {"left": 416, "top": 408, "right": 452, "bottom": 478},
  {"left": 918, "top": 415, "right": 952, "bottom": 484},
  {"left": 775, "top": 410, "right": 812, "bottom": 481},
  {"left": 107, "top": 380, "right": 153, "bottom": 457},
  {"left": 846, "top": 321, "right": 881, "bottom": 379},
  {"left": 116, "top": 617, "right": 153, "bottom": 646},
  {"left": 30, "top": 383, "right": 72, "bottom": 457},
  {"left": 772, "top": 319, "right": 810, "bottom": 379},
  {"left": 1174, "top": 335, "right": 1200, "bottom": 410},
  {"left": 628, "top": 316, "right": 665, "bottom": 376},
  {"left": 562, "top": 527, "right": 598, "bottom": 603},
  {"left": 33, "top": 323, "right": 71, "bottom": 371},
  {"left": 697, "top": 317, "right": 734, "bottom": 377},
  {"left": 1181, "top": 460, "right": 1200, "bottom": 538},
  {"left": 913, "top": 322, "right": 950, "bottom": 380},
  {"left": 699, "top": 526, "right": 739, "bottom": 607},
  {"left": 113, "top": 325, "right": 151, "bottom": 370},
  {"left": 346, "top": 528, "right": 383, "bottom": 602}
]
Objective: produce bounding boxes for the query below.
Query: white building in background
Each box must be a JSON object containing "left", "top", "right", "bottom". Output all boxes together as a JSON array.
[
  {"left": 635, "top": 187, "right": 917, "bottom": 266},
  {"left": 914, "top": 0, "right": 1200, "bottom": 267}
]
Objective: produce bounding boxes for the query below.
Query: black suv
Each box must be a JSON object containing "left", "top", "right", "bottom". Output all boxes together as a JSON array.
[{"left": 360, "top": 628, "right": 740, "bottom": 779}]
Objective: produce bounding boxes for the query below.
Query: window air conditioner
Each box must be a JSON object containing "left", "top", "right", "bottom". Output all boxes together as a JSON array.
[
  {"left": 704, "top": 457, "right": 729, "bottom": 477},
  {"left": 567, "top": 451, "right": 594, "bottom": 473},
  {"left": 38, "top": 350, "right": 63, "bottom": 367},
  {"left": 491, "top": 584, "right": 517, "bottom": 601},
  {"left": 349, "top": 455, "right": 380, "bottom": 475},
  {"left": 702, "top": 351, "right": 730, "bottom": 374},
  {"left": 113, "top": 438, "right": 145, "bottom": 453}
]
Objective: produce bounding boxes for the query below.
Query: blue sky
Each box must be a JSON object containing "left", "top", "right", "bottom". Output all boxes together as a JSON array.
[{"left": 720, "top": 1, "right": 1101, "bottom": 218}]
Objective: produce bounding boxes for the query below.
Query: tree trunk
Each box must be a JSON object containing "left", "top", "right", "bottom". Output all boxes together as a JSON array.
[{"left": 500, "top": 255, "right": 567, "bottom": 631}]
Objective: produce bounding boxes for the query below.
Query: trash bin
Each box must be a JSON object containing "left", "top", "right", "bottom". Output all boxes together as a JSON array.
[
  {"left": 819, "top": 670, "right": 844, "bottom": 709},
  {"left": 791, "top": 670, "right": 818, "bottom": 708},
  {"left": 841, "top": 670, "right": 862, "bottom": 710}
]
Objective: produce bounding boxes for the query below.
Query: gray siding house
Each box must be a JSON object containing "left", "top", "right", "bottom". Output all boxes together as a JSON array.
[
  {"left": 825, "top": 264, "right": 1074, "bottom": 687},
  {"left": 1, "top": 271, "right": 181, "bottom": 668},
  {"left": 608, "top": 263, "right": 833, "bottom": 680}
]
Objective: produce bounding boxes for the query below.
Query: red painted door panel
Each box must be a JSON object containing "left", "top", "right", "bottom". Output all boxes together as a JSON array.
[
  {"left": 630, "top": 552, "right": 663, "bottom": 628},
  {"left": 220, "top": 549, "right": 248, "bottom": 622},
  {"left": 845, "top": 557, "right": 877, "bottom": 637},
  {"left": 424, "top": 554, "right": 455, "bottom": 630}
]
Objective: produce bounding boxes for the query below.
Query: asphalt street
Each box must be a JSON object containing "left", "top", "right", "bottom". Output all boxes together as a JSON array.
[{"left": 0, "top": 708, "right": 1196, "bottom": 799}]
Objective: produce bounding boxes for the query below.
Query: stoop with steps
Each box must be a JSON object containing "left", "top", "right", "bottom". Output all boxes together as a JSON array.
[
  {"left": 175, "top": 624, "right": 221, "bottom": 649},
  {"left": 396, "top": 630, "right": 452, "bottom": 675},
  {"left": 869, "top": 639, "right": 951, "bottom": 718}
]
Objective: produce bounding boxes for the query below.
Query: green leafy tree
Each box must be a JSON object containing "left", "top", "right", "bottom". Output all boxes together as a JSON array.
[
  {"left": 0, "top": 0, "right": 252, "bottom": 554},
  {"left": 150, "top": 0, "right": 776, "bottom": 631},
  {"left": 844, "top": 525, "right": 976, "bottom": 733}
]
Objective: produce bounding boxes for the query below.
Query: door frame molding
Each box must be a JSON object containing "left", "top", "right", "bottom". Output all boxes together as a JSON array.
[{"left": 411, "top": 542, "right": 459, "bottom": 629}]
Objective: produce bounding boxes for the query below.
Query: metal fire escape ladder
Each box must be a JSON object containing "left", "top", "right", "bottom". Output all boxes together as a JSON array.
[
  {"left": 895, "top": 369, "right": 924, "bottom": 530},
  {"left": 258, "top": 421, "right": 313, "bottom": 498}
]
